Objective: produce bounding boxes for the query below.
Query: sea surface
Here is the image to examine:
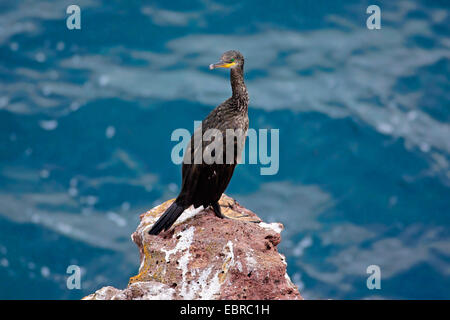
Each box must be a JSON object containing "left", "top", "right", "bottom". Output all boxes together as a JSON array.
[{"left": 0, "top": 0, "right": 449, "bottom": 299}]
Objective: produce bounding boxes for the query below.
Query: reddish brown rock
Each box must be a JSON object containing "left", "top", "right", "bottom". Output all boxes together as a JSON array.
[{"left": 84, "top": 194, "right": 302, "bottom": 300}]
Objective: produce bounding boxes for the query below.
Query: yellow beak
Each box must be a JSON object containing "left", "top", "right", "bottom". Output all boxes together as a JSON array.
[{"left": 209, "top": 61, "right": 236, "bottom": 70}]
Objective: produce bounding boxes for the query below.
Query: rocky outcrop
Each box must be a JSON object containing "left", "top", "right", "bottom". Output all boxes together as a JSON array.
[{"left": 84, "top": 194, "right": 301, "bottom": 300}]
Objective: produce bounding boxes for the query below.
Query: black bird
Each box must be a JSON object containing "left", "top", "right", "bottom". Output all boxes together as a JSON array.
[{"left": 148, "top": 50, "right": 249, "bottom": 235}]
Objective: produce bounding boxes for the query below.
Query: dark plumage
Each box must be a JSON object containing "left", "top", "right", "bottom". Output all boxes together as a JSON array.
[{"left": 149, "top": 50, "right": 249, "bottom": 235}]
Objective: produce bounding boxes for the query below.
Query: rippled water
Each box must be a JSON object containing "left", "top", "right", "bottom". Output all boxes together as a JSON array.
[{"left": 0, "top": 0, "right": 449, "bottom": 299}]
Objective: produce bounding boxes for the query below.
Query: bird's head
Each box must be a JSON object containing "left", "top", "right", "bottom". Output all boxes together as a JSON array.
[{"left": 209, "top": 50, "right": 244, "bottom": 70}]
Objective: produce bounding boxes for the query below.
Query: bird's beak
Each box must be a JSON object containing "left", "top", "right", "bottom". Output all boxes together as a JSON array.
[{"left": 209, "top": 60, "right": 236, "bottom": 70}]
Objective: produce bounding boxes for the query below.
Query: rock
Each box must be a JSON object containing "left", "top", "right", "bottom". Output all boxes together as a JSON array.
[
  {"left": 84, "top": 282, "right": 176, "bottom": 300},
  {"left": 84, "top": 194, "right": 302, "bottom": 300}
]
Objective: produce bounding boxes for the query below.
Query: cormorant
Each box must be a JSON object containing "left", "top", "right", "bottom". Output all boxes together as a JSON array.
[{"left": 148, "top": 50, "right": 249, "bottom": 235}]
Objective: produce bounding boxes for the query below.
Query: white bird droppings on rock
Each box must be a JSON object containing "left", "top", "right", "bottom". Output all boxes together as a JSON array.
[{"left": 259, "top": 221, "right": 283, "bottom": 234}]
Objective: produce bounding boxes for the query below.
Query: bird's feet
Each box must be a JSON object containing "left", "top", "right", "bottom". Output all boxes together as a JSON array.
[{"left": 211, "top": 202, "right": 259, "bottom": 223}]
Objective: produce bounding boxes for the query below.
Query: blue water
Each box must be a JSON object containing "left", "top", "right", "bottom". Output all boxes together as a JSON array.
[{"left": 0, "top": 0, "right": 449, "bottom": 299}]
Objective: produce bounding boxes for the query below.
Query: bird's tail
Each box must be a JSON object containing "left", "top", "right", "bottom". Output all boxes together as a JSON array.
[{"left": 148, "top": 201, "right": 186, "bottom": 235}]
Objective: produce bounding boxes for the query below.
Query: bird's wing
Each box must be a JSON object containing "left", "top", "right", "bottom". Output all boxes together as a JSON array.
[{"left": 178, "top": 123, "right": 240, "bottom": 207}]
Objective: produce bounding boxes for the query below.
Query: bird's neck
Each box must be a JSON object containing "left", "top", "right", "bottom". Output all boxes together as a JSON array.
[{"left": 230, "top": 66, "right": 248, "bottom": 112}]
